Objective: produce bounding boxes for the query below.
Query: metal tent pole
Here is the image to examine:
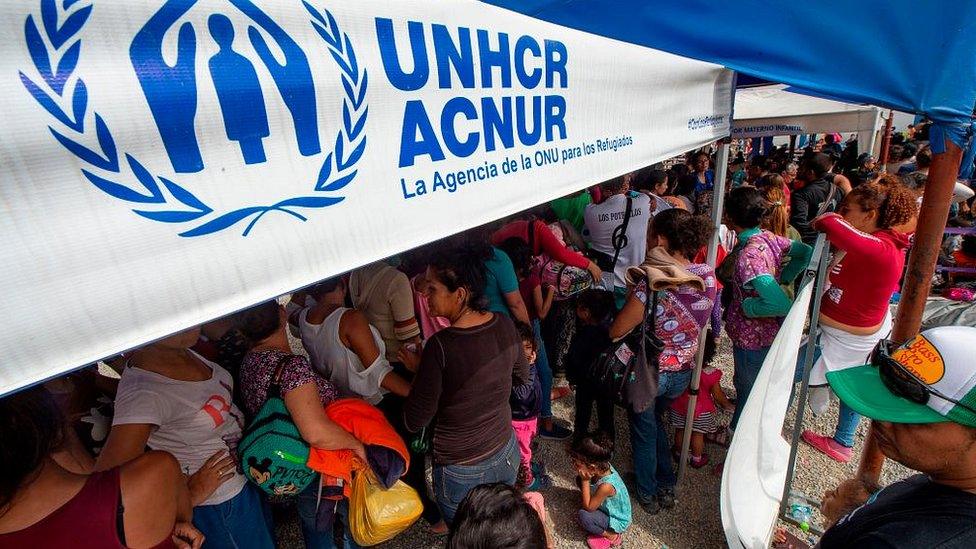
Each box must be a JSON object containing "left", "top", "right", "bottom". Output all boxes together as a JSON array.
[
  {"left": 878, "top": 109, "right": 895, "bottom": 168},
  {"left": 778, "top": 235, "right": 829, "bottom": 530},
  {"left": 678, "top": 140, "right": 729, "bottom": 481},
  {"left": 677, "top": 327, "right": 710, "bottom": 481},
  {"left": 707, "top": 141, "right": 731, "bottom": 267},
  {"left": 857, "top": 138, "right": 964, "bottom": 483}
]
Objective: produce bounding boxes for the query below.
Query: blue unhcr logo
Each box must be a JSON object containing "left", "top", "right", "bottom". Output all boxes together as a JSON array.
[{"left": 19, "top": 0, "right": 367, "bottom": 237}]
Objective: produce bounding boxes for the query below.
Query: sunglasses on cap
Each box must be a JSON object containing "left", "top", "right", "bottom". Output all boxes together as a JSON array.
[{"left": 872, "top": 339, "right": 976, "bottom": 417}]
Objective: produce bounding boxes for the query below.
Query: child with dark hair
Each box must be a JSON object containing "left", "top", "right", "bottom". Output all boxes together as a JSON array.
[
  {"left": 497, "top": 237, "right": 567, "bottom": 440},
  {"left": 566, "top": 289, "right": 617, "bottom": 444},
  {"left": 511, "top": 322, "right": 552, "bottom": 491},
  {"left": 570, "top": 433, "right": 631, "bottom": 549},
  {"left": 499, "top": 238, "right": 556, "bottom": 324},
  {"left": 446, "top": 483, "right": 549, "bottom": 549}
]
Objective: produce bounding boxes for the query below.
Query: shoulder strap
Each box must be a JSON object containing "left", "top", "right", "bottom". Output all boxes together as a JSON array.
[
  {"left": 267, "top": 352, "right": 293, "bottom": 398},
  {"left": 527, "top": 217, "right": 537, "bottom": 255},
  {"left": 815, "top": 182, "right": 839, "bottom": 217},
  {"left": 639, "top": 281, "right": 664, "bottom": 352},
  {"left": 609, "top": 195, "right": 634, "bottom": 271}
]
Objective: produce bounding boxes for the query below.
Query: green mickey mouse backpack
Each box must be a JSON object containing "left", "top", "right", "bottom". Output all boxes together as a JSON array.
[{"left": 239, "top": 354, "right": 317, "bottom": 497}]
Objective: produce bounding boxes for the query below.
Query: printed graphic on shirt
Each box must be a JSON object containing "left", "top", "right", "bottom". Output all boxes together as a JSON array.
[{"left": 826, "top": 286, "right": 843, "bottom": 304}]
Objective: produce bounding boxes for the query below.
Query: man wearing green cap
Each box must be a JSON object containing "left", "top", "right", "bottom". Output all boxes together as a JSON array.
[{"left": 819, "top": 325, "right": 976, "bottom": 547}]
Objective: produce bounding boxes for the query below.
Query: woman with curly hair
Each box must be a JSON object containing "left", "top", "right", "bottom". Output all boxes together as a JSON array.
[
  {"left": 609, "top": 209, "right": 718, "bottom": 514},
  {"left": 399, "top": 245, "right": 530, "bottom": 524},
  {"left": 800, "top": 181, "right": 918, "bottom": 462}
]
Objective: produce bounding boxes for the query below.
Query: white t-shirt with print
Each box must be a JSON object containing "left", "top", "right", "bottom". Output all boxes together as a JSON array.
[
  {"left": 583, "top": 192, "right": 651, "bottom": 288},
  {"left": 113, "top": 351, "right": 247, "bottom": 506}
]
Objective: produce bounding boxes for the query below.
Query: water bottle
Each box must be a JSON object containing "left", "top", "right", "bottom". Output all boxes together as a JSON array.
[{"left": 789, "top": 503, "right": 813, "bottom": 532}]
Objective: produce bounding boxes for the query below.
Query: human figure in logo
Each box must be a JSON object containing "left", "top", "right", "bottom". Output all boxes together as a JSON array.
[
  {"left": 207, "top": 13, "right": 270, "bottom": 165},
  {"left": 230, "top": 0, "right": 321, "bottom": 157},
  {"left": 130, "top": 0, "right": 203, "bottom": 173}
]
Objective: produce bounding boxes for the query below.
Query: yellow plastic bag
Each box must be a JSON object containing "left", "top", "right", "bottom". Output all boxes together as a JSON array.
[{"left": 348, "top": 469, "right": 423, "bottom": 546}]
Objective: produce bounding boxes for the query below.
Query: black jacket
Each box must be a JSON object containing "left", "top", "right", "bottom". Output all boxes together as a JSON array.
[
  {"left": 566, "top": 324, "right": 612, "bottom": 386},
  {"left": 790, "top": 178, "right": 845, "bottom": 244}
]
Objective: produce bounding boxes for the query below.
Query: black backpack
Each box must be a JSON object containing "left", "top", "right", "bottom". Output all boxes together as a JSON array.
[{"left": 586, "top": 281, "right": 663, "bottom": 414}]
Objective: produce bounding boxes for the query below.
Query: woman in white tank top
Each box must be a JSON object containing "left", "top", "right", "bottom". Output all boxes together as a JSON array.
[{"left": 298, "top": 277, "right": 413, "bottom": 404}]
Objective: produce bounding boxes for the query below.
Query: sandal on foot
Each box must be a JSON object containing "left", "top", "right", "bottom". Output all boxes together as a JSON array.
[{"left": 429, "top": 520, "right": 448, "bottom": 536}]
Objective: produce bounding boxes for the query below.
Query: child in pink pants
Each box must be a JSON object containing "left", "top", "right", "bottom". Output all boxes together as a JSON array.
[{"left": 511, "top": 322, "right": 552, "bottom": 491}]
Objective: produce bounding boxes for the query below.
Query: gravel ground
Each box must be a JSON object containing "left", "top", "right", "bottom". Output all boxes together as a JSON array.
[{"left": 273, "top": 333, "right": 912, "bottom": 549}]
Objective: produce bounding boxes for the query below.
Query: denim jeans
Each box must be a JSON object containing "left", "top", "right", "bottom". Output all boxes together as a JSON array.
[
  {"left": 834, "top": 402, "right": 861, "bottom": 447},
  {"left": 577, "top": 508, "right": 612, "bottom": 535},
  {"left": 532, "top": 319, "right": 553, "bottom": 419},
  {"left": 731, "top": 346, "right": 771, "bottom": 430},
  {"left": 433, "top": 434, "right": 519, "bottom": 524},
  {"left": 793, "top": 339, "right": 861, "bottom": 448},
  {"left": 192, "top": 483, "right": 274, "bottom": 549},
  {"left": 628, "top": 369, "right": 692, "bottom": 503},
  {"left": 296, "top": 480, "right": 359, "bottom": 549}
]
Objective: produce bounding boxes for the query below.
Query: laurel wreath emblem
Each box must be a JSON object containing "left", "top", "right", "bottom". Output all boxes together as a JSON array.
[{"left": 19, "top": 0, "right": 367, "bottom": 237}]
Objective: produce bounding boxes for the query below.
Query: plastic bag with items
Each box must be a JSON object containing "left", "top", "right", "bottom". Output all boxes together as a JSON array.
[{"left": 348, "top": 469, "right": 422, "bottom": 546}]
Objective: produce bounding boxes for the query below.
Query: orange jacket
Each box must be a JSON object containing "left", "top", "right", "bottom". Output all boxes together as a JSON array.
[{"left": 306, "top": 398, "right": 409, "bottom": 496}]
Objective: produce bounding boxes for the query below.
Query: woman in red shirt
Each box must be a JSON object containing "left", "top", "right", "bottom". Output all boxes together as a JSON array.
[
  {"left": 0, "top": 387, "right": 202, "bottom": 548},
  {"left": 800, "top": 181, "right": 917, "bottom": 462},
  {"left": 491, "top": 217, "right": 602, "bottom": 282}
]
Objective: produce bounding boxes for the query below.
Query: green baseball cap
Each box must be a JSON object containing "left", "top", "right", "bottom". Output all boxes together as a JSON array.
[{"left": 826, "top": 326, "right": 976, "bottom": 428}]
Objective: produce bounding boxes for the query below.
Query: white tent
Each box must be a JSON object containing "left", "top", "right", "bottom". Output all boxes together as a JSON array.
[
  {"left": 0, "top": 0, "right": 733, "bottom": 396},
  {"left": 732, "top": 84, "right": 885, "bottom": 155}
]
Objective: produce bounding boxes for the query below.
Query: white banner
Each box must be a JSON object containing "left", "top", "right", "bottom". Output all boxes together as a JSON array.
[
  {"left": 0, "top": 0, "right": 732, "bottom": 395},
  {"left": 721, "top": 281, "right": 813, "bottom": 549}
]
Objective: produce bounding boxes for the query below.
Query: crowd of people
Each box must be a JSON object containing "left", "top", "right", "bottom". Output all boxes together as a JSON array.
[{"left": 2, "top": 125, "right": 975, "bottom": 549}]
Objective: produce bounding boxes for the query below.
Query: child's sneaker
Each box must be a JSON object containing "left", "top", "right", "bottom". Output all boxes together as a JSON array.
[
  {"left": 539, "top": 422, "right": 573, "bottom": 440},
  {"left": 526, "top": 473, "right": 553, "bottom": 491},
  {"left": 531, "top": 461, "right": 547, "bottom": 478},
  {"left": 801, "top": 430, "right": 853, "bottom": 463},
  {"left": 690, "top": 454, "right": 710, "bottom": 469}
]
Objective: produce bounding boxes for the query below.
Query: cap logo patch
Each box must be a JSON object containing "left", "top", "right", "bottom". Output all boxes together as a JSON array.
[{"left": 893, "top": 336, "right": 945, "bottom": 385}]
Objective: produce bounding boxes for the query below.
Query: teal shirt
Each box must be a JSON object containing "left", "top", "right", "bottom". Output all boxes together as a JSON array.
[
  {"left": 598, "top": 466, "right": 632, "bottom": 533},
  {"left": 483, "top": 247, "right": 520, "bottom": 316}
]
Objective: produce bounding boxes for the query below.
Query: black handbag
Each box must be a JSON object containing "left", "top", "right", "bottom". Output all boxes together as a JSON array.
[{"left": 586, "top": 280, "right": 663, "bottom": 414}]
